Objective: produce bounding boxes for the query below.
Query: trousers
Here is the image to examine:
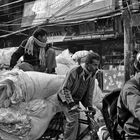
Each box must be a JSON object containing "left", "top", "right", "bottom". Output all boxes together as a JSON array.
[{"left": 49, "top": 94, "right": 79, "bottom": 140}]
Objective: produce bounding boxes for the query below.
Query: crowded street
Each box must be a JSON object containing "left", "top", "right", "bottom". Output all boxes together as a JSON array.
[{"left": 0, "top": 0, "right": 139, "bottom": 140}]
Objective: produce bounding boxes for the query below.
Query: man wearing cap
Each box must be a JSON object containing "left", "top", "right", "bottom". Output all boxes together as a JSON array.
[
  {"left": 56, "top": 51, "right": 100, "bottom": 140},
  {"left": 10, "top": 28, "right": 56, "bottom": 73}
]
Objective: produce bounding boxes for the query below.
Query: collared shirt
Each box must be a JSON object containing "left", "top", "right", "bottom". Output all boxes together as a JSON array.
[{"left": 58, "top": 65, "right": 95, "bottom": 108}]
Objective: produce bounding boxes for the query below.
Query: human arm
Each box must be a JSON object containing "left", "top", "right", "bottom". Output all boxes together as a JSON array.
[
  {"left": 10, "top": 40, "right": 26, "bottom": 68},
  {"left": 58, "top": 67, "right": 77, "bottom": 109}
]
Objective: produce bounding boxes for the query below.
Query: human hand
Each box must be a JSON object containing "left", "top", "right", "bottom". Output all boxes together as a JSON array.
[{"left": 68, "top": 104, "right": 79, "bottom": 113}]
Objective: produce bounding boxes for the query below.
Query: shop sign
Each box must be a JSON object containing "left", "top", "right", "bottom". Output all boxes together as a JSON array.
[
  {"left": 79, "top": 18, "right": 115, "bottom": 35},
  {"left": 46, "top": 26, "right": 66, "bottom": 43},
  {"left": 47, "top": 33, "right": 66, "bottom": 43},
  {"left": 72, "top": 35, "right": 92, "bottom": 40},
  {"left": 65, "top": 33, "right": 115, "bottom": 41},
  {"left": 103, "top": 70, "right": 124, "bottom": 91}
]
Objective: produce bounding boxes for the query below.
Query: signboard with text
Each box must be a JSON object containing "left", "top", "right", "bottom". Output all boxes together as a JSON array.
[{"left": 46, "top": 26, "right": 66, "bottom": 43}]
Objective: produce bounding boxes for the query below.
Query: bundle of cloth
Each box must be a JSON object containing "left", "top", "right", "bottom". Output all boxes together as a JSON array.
[
  {"left": 0, "top": 47, "right": 22, "bottom": 66},
  {"left": 0, "top": 48, "right": 105, "bottom": 140},
  {"left": 0, "top": 68, "right": 104, "bottom": 140},
  {"left": 55, "top": 49, "right": 77, "bottom": 75},
  {"left": 56, "top": 49, "right": 91, "bottom": 75},
  {"left": 0, "top": 69, "right": 65, "bottom": 140}
]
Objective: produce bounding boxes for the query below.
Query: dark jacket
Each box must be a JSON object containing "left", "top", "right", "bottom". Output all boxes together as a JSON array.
[
  {"left": 10, "top": 39, "right": 40, "bottom": 68},
  {"left": 58, "top": 65, "right": 95, "bottom": 108},
  {"left": 117, "top": 73, "right": 140, "bottom": 139}
]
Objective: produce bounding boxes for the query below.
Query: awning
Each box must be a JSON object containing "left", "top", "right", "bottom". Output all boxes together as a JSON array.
[
  {"left": 47, "top": 12, "right": 122, "bottom": 26},
  {"left": 21, "top": 0, "right": 122, "bottom": 27},
  {"left": 48, "top": 0, "right": 121, "bottom": 25}
]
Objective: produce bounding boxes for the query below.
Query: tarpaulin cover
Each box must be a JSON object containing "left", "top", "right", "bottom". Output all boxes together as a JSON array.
[
  {"left": 56, "top": 49, "right": 77, "bottom": 75},
  {"left": 0, "top": 69, "right": 65, "bottom": 140},
  {"left": 0, "top": 48, "right": 105, "bottom": 140},
  {"left": 0, "top": 47, "right": 22, "bottom": 66}
]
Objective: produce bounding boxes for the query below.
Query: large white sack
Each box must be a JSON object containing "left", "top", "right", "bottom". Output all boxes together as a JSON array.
[
  {"left": 56, "top": 49, "right": 76, "bottom": 66},
  {"left": 0, "top": 47, "right": 22, "bottom": 66},
  {"left": 0, "top": 98, "right": 61, "bottom": 140},
  {"left": 0, "top": 69, "right": 65, "bottom": 101},
  {"left": 25, "top": 71, "right": 65, "bottom": 100},
  {"left": 22, "top": 97, "right": 61, "bottom": 140},
  {"left": 55, "top": 63, "right": 70, "bottom": 75},
  {"left": 92, "top": 79, "right": 104, "bottom": 110},
  {"left": 56, "top": 49, "right": 77, "bottom": 75},
  {"left": 0, "top": 69, "right": 104, "bottom": 140},
  {"left": 0, "top": 69, "right": 65, "bottom": 140}
]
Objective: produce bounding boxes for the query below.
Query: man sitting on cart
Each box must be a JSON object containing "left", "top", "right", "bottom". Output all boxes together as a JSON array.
[{"left": 10, "top": 28, "right": 56, "bottom": 73}]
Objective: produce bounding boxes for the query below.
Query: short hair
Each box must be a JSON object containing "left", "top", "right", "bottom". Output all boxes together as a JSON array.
[
  {"left": 85, "top": 51, "right": 100, "bottom": 64},
  {"left": 32, "top": 28, "right": 48, "bottom": 38}
]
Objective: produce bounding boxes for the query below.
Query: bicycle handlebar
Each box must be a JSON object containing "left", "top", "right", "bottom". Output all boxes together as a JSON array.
[{"left": 78, "top": 107, "right": 100, "bottom": 132}]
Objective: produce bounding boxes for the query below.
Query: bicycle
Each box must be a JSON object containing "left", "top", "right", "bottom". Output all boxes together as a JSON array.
[
  {"left": 39, "top": 108, "right": 100, "bottom": 140},
  {"left": 77, "top": 108, "right": 99, "bottom": 140}
]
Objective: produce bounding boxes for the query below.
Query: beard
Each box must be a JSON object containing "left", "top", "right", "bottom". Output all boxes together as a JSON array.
[{"left": 87, "top": 67, "right": 97, "bottom": 75}]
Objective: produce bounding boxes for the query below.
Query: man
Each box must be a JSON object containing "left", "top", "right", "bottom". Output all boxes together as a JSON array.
[
  {"left": 57, "top": 51, "right": 100, "bottom": 140},
  {"left": 117, "top": 52, "right": 140, "bottom": 140},
  {"left": 45, "top": 43, "right": 56, "bottom": 74},
  {"left": 10, "top": 28, "right": 56, "bottom": 73}
]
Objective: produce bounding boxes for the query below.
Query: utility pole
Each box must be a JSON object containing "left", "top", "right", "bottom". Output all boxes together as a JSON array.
[{"left": 123, "top": 9, "right": 133, "bottom": 82}]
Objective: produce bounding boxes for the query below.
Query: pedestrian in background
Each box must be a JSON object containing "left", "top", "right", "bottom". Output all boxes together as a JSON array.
[{"left": 45, "top": 43, "right": 56, "bottom": 74}]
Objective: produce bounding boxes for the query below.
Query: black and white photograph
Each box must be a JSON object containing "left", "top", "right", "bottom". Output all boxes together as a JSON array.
[{"left": 0, "top": 0, "right": 139, "bottom": 140}]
